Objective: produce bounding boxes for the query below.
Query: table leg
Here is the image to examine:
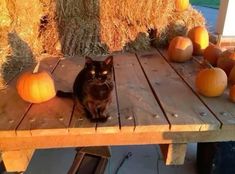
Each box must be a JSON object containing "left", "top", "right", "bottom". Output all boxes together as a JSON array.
[
  {"left": 160, "top": 143, "right": 187, "bottom": 165},
  {"left": 1, "top": 149, "right": 34, "bottom": 172}
]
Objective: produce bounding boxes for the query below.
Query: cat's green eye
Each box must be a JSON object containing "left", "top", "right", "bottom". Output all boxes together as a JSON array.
[
  {"left": 102, "top": 70, "right": 108, "bottom": 75},
  {"left": 91, "top": 70, "right": 95, "bottom": 75}
]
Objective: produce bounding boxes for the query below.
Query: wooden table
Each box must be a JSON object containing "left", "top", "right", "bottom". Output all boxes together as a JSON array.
[{"left": 1, "top": 48, "right": 235, "bottom": 172}]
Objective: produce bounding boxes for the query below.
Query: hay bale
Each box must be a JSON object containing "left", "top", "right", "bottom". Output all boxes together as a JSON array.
[
  {"left": 151, "top": 5, "right": 206, "bottom": 47},
  {"left": 0, "top": 0, "right": 43, "bottom": 88},
  {"left": 0, "top": 0, "right": 206, "bottom": 56},
  {"left": 0, "top": 0, "right": 206, "bottom": 88}
]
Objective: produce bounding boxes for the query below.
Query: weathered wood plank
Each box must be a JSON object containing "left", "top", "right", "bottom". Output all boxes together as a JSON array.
[
  {"left": 17, "top": 57, "right": 95, "bottom": 136},
  {"left": 158, "top": 49, "right": 235, "bottom": 130},
  {"left": 1, "top": 149, "right": 34, "bottom": 172},
  {"left": 114, "top": 53, "right": 169, "bottom": 132},
  {"left": 2, "top": 130, "right": 235, "bottom": 151},
  {"left": 0, "top": 58, "right": 60, "bottom": 137},
  {"left": 95, "top": 57, "right": 120, "bottom": 133},
  {"left": 137, "top": 50, "right": 220, "bottom": 131},
  {"left": 69, "top": 100, "right": 96, "bottom": 134},
  {"left": 160, "top": 143, "right": 187, "bottom": 165}
]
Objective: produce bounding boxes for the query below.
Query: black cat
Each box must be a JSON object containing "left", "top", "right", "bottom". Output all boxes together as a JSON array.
[{"left": 57, "top": 56, "right": 114, "bottom": 122}]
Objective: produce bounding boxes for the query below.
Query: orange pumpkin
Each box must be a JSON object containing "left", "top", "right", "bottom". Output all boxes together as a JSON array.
[
  {"left": 195, "top": 67, "right": 227, "bottom": 97},
  {"left": 168, "top": 36, "right": 193, "bottom": 62},
  {"left": 16, "top": 62, "right": 56, "bottom": 103},
  {"left": 175, "top": 0, "right": 189, "bottom": 12},
  {"left": 188, "top": 26, "right": 209, "bottom": 55},
  {"left": 217, "top": 49, "right": 235, "bottom": 76},
  {"left": 203, "top": 44, "right": 222, "bottom": 66},
  {"left": 229, "top": 66, "right": 235, "bottom": 85},
  {"left": 229, "top": 85, "right": 235, "bottom": 102}
]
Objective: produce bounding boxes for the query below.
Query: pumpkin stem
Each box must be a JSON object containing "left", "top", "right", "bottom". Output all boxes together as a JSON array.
[{"left": 33, "top": 61, "right": 40, "bottom": 74}]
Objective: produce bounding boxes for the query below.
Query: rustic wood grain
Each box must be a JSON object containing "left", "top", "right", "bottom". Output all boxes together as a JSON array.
[
  {"left": 95, "top": 87, "right": 120, "bottom": 133},
  {"left": 114, "top": 53, "right": 169, "bottom": 132},
  {"left": 2, "top": 130, "right": 235, "bottom": 151},
  {"left": 160, "top": 143, "right": 187, "bottom": 165},
  {"left": 158, "top": 49, "right": 235, "bottom": 130},
  {"left": 1, "top": 149, "right": 34, "bottom": 172},
  {"left": 69, "top": 101, "right": 96, "bottom": 134},
  {"left": 67, "top": 57, "right": 100, "bottom": 134},
  {"left": 94, "top": 57, "right": 120, "bottom": 134},
  {"left": 17, "top": 57, "right": 93, "bottom": 136},
  {"left": 0, "top": 58, "right": 60, "bottom": 137},
  {"left": 137, "top": 50, "right": 220, "bottom": 131}
]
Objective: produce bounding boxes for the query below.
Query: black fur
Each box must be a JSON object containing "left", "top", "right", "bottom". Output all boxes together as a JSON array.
[{"left": 57, "top": 56, "right": 114, "bottom": 122}]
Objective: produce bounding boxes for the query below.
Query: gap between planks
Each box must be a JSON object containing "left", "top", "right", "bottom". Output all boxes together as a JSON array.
[
  {"left": 157, "top": 49, "right": 222, "bottom": 127},
  {"left": 136, "top": 49, "right": 220, "bottom": 132},
  {"left": 113, "top": 53, "right": 169, "bottom": 132},
  {"left": 0, "top": 57, "right": 61, "bottom": 137},
  {"left": 15, "top": 58, "right": 64, "bottom": 136},
  {"left": 15, "top": 56, "right": 119, "bottom": 136},
  {"left": 94, "top": 56, "right": 120, "bottom": 134},
  {"left": 157, "top": 48, "right": 235, "bottom": 131}
]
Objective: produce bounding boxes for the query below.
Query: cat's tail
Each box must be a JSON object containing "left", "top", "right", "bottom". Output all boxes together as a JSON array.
[{"left": 56, "top": 90, "right": 73, "bottom": 98}]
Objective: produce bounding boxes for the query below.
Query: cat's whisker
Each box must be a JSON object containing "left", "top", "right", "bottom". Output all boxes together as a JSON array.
[{"left": 57, "top": 56, "right": 114, "bottom": 123}]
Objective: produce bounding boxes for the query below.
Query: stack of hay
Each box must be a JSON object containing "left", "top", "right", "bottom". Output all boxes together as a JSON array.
[{"left": 0, "top": 0, "right": 205, "bottom": 88}]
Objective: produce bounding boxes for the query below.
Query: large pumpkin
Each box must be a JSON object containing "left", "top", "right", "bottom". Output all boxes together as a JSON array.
[
  {"left": 175, "top": 0, "right": 189, "bottom": 12},
  {"left": 168, "top": 36, "right": 193, "bottom": 62},
  {"left": 203, "top": 44, "right": 222, "bottom": 66},
  {"left": 195, "top": 67, "right": 227, "bottom": 97},
  {"left": 188, "top": 26, "right": 209, "bottom": 55},
  {"left": 16, "top": 62, "right": 56, "bottom": 103},
  {"left": 217, "top": 49, "right": 235, "bottom": 76}
]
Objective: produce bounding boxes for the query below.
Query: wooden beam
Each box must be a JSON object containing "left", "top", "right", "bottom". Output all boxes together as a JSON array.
[
  {"left": 2, "top": 129, "right": 235, "bottom": 151},
  {"left": 160, "top": 143, "right": 187, "bottom": 165},
  {"left": 1, "top": 149, "right": 34, "bottom": 172}
]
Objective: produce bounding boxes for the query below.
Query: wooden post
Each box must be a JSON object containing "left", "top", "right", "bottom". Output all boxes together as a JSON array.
[
  {"left": 216, "top": 0, "right": 235, "bottom": 47},
  {"left": 160, "top": 143, "right": 187, "bottom": 165},
  {"left": 1, "top": 149, "right": 34, "bottom": 172}
]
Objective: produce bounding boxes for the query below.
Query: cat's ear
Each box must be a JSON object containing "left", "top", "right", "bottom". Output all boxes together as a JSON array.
[
  {"left": 85, "top": 56, "right": 93, "bottom": 64},
  {"left": 104, "top": 56, "right": 113, "bottom": 65}
]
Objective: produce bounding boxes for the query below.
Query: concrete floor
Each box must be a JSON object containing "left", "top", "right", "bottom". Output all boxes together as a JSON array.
[{"left": 23, "top": 144, "right": 197, "bottom": 174}]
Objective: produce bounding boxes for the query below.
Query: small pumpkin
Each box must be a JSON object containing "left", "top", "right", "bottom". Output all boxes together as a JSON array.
[
  {"left": 203, "top": 44, "right": 222, "bottom": 66},
  {"left": 229, "top": 85, "right": 235, "bottom": 102},
  {"left": 175, "top": 0, "right": 189, "bottom": 12},
  {"left": 229, "top": 66, "right": 235, "bottom": 85},
  {"left": 168, "top": 36, "right": 193, "bottom": 62},
  {"left": 217, "top": 49, "right": 235, "bottom": 76},
  {"left": 16, "top": 62, "right": 56, "bottom": 103},
  {"left": 195, "top": 67, "right": 227, "bottom": 97},
  {"left": 188, "top": 26, "right": 209, "bottom": 55}
]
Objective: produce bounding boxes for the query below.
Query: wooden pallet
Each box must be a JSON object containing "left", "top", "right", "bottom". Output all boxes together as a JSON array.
[{"left": 1, "top": 48, "right": 235, "bottom": 172}]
